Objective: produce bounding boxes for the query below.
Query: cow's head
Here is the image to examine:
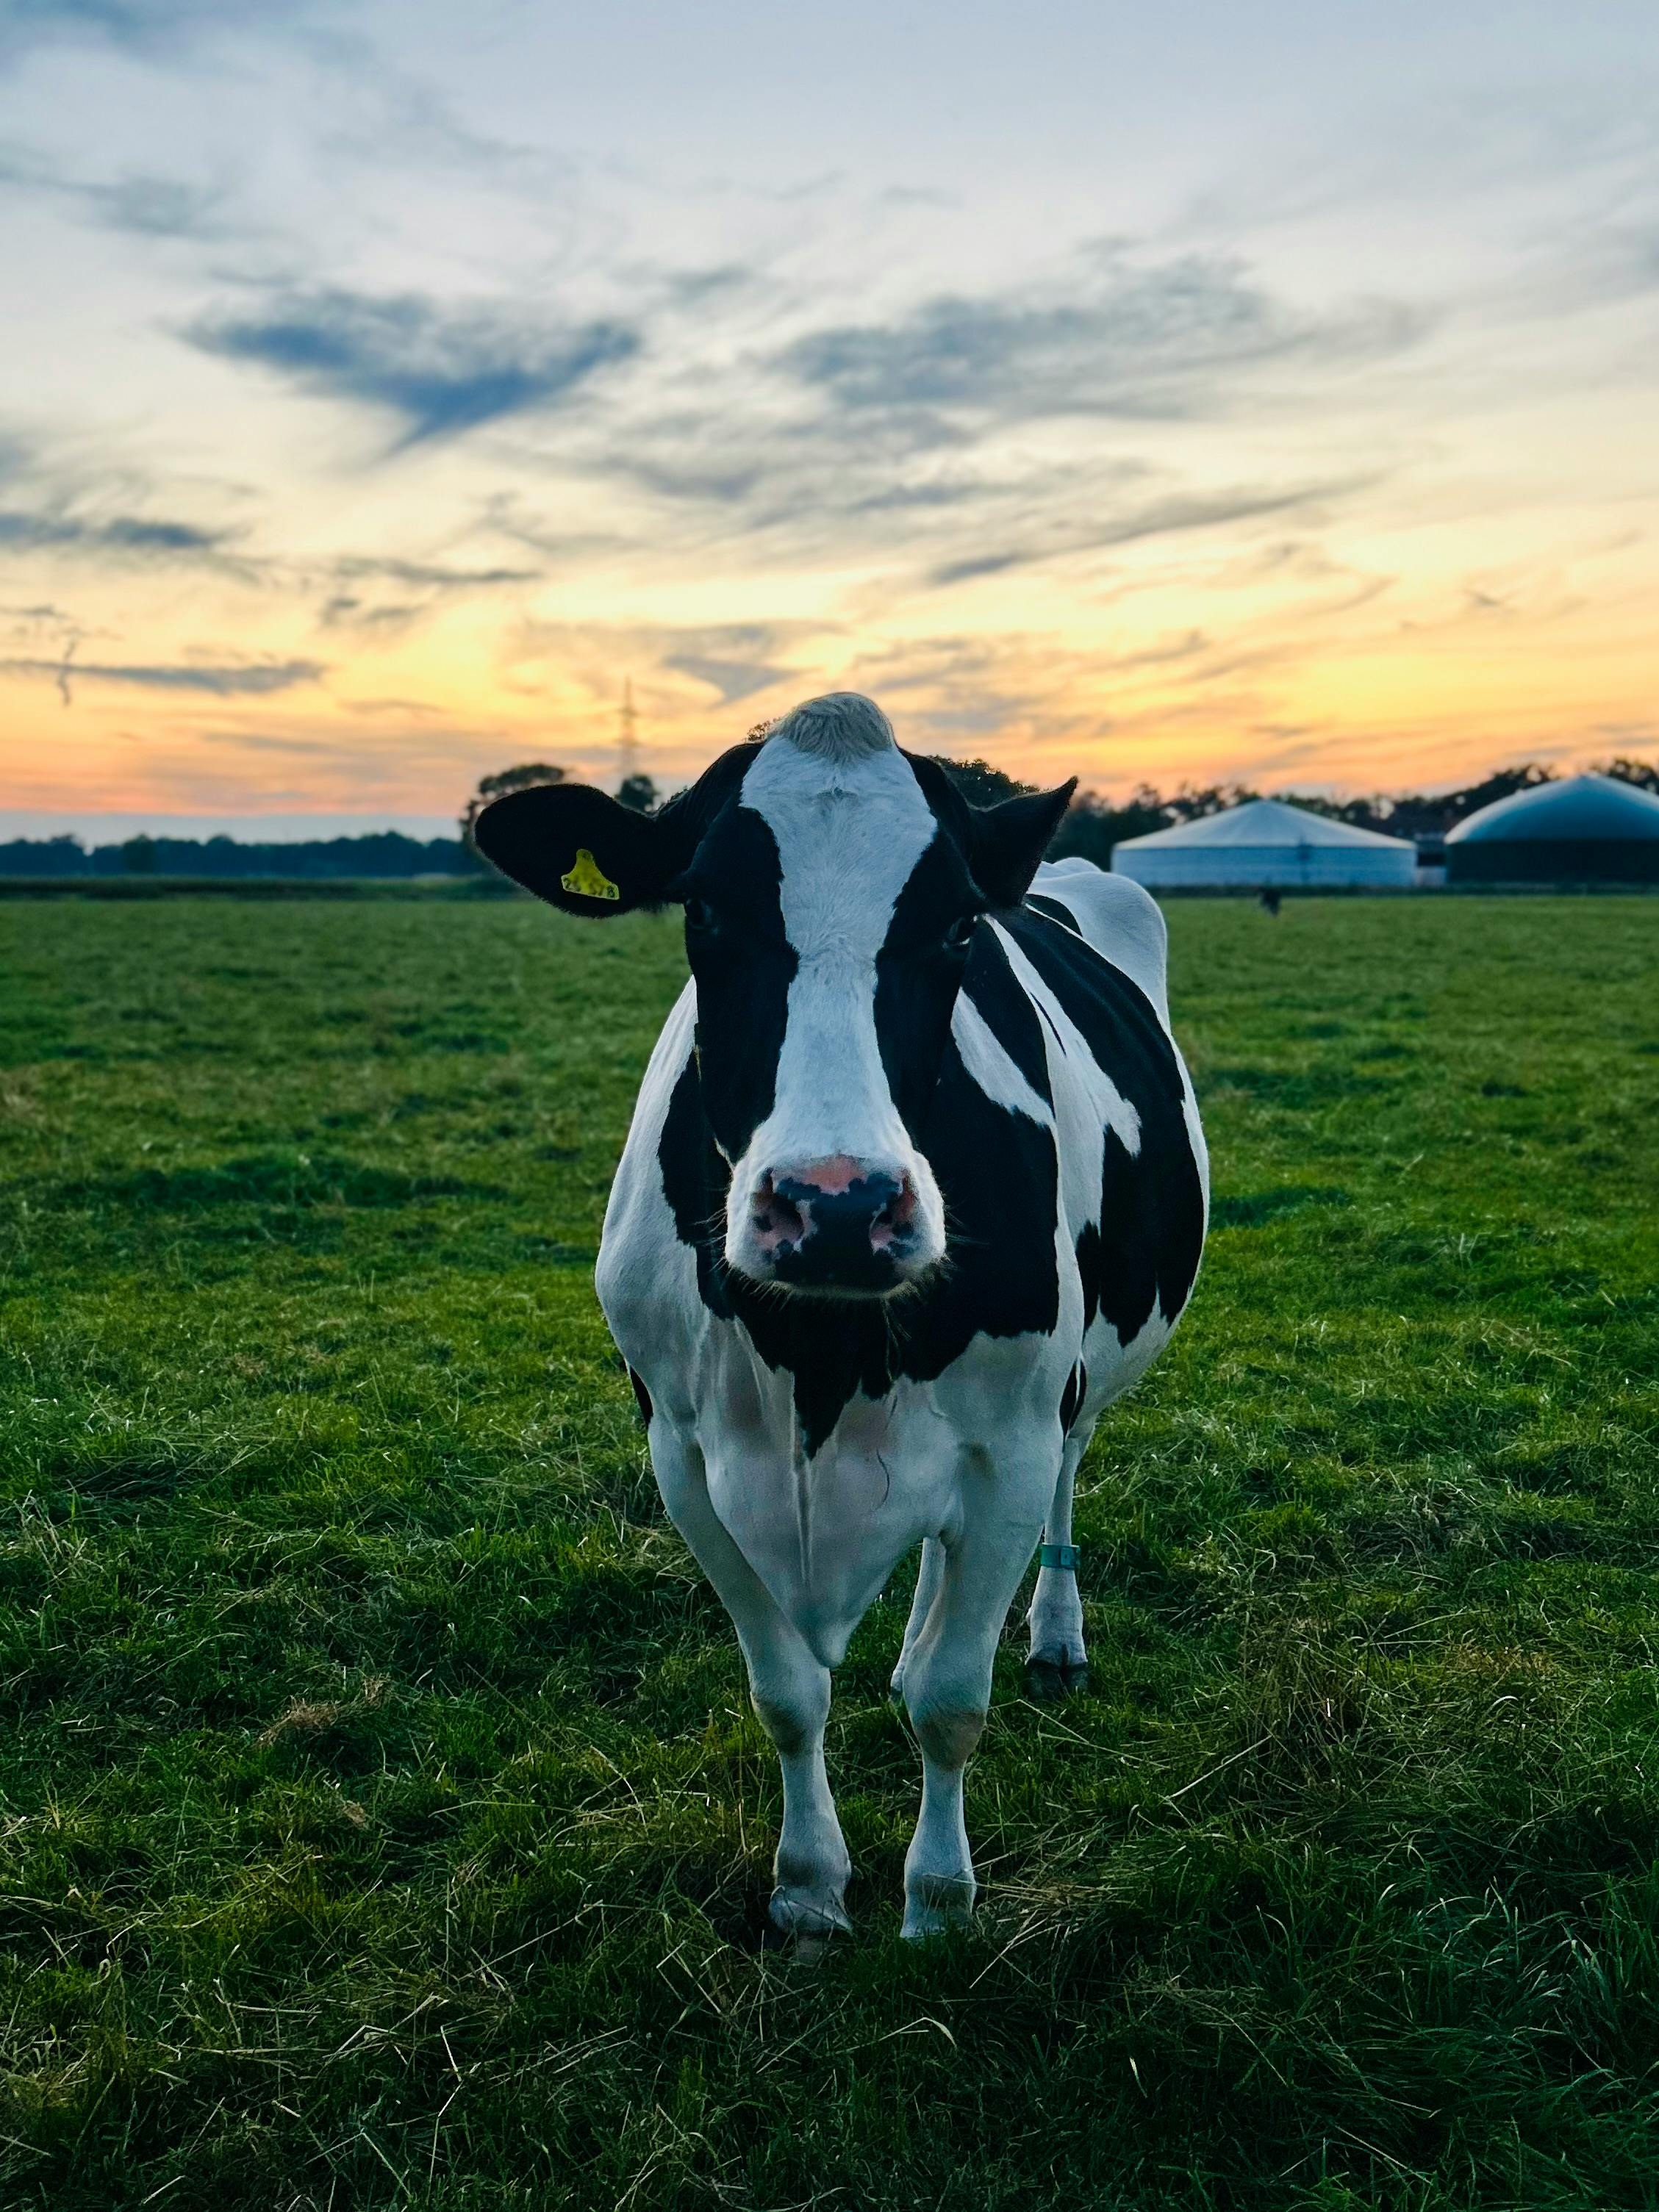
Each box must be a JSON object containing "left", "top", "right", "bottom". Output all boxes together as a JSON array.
[{"left": 476, "top": 694, "right": 1072, "bottom": 1299}]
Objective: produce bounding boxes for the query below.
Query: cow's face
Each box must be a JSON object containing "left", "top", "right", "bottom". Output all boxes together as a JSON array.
[{"left": 475, "top": 694, "right": 1071, "bottom": 1299}]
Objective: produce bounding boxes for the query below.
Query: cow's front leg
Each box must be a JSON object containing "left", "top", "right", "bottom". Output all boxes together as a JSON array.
[
  {"left": 648, "top": 1424, "right": 851, "bottom": 1950},
  {"left": 1026, "top": 1432, "right": 1089, "bottom": 1698},
  {"left": 899, "top": 1468, "right": 1050, "bottom": 1939}
]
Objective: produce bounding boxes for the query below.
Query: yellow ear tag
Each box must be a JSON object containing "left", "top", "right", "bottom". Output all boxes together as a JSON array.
[{"left": 560, "top": 847, "right": 620, "bottom": 902}]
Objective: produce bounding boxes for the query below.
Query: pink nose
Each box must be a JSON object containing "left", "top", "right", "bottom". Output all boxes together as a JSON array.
[{"left": 750, "top": 1157, "right": 919, "bottom": 1288}]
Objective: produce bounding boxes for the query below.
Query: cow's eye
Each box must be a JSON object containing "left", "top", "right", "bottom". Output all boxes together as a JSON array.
[
  {"left": 684, "top": 896, "right": 717, "bottom": 934},
  {"left": 944, "top": 913, "right": 978, "bottom": 952}
]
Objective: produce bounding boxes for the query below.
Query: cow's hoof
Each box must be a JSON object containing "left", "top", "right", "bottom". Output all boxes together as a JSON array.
[
  {"left": 769, "top": 1885, "right": 851, "bottom": 1958},
  {"left": 900, "top": 1874, "right": 976, "bottom": 1941},
  {"left": 1025, "top": 1649, "right": 1089, "bottom": 1701}
]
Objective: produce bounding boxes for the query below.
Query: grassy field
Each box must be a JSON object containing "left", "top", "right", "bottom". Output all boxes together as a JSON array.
[{"left": 1, "top": 893, "right": 1656, "bottom": 2211}]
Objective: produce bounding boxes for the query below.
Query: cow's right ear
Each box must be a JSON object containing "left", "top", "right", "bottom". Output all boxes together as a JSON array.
[{"left": 473, "top": 783, "right": 682, "bottom": 916}]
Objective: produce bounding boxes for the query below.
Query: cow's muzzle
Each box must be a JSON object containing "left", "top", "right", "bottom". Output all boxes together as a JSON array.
[{"left": 743, "top": 1155, "right": 924, "bottom": 1295}]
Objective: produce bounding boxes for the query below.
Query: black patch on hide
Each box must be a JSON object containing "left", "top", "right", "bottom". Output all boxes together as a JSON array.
[
  {"left": 1060, "top": 1360, "right": 1087, "bottom": 1434},
  {"left": 1024, "top": 891, "right": 1084, "bottom": 934},
  {"left": 957, "top": 927, "right": 1053, "bottom": 1109},
  {"left": 676, "top": 802, "right": 795, "bottom": 1163},
  {"left": 628, "top": 1368, "right": 653, "bottom": 1425},
  {"left": 1000, "top": 909, "right": 1206, "bottom": 1346},
  {"left": 873, "top": 830, "right": 981, "bottom": 1141}
]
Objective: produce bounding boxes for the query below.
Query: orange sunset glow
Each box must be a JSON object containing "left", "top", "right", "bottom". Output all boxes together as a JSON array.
[{"left": 4, "top": 4, "right": 1657, "bottom": 835}]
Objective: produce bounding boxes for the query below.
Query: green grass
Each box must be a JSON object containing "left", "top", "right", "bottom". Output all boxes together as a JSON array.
[{"left": 1, "top": 894, "right": 1656, "bottom": 2211}]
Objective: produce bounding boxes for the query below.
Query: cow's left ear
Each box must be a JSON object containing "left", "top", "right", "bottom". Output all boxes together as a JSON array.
[
  {"left": 473, "top": 783, "right": 684, "bottom": 916},
  {"left": 968, "top": 780, "right": 1078, "bottom": 908}
]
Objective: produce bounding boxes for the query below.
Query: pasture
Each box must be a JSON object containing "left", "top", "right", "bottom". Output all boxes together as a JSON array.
[{"left": 1, "top": 892, "right": 1656, "bottom": 2211}]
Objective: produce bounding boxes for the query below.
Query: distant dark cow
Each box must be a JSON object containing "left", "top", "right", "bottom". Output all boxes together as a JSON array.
[{"left": 478, "top": 693, "right": 1208, "bottom": 1943}]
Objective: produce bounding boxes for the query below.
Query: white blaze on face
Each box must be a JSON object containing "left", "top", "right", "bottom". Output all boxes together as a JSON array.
[{"left": 723, "top": 695, "right": 947, "bottom": 1288}]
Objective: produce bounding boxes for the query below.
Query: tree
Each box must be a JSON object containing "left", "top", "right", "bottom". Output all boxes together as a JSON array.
[
  {"left": 925, "top": 755, "right": 1033, "bottom": 808},
  {"left": 459, "top": 764, "right": 565, "bottom": 852},
  {"left": 1595, "top": 756, "right": 1659, "bottom": 794},
  {"left": 1161, "top": 782, "right": 1261, "bottom": 824},
  {"left": 616, "top": 773, "right": 659, "bottom": 813},
  {"left": 122, "top": 834, "right": 158, "bottom": 875},
  {"left": 1050, "top": 787, "right": 1168, "bottom": 869},
  {"left": 0, "top": 836, "right": 88, "bottom": 878},
  {"left": 1361, "top": 765, "right": 1555, "bottom": 839}
]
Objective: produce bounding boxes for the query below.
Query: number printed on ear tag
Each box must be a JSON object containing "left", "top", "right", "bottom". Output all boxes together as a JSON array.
[{"left": 560, "top": 848, "right": 620, "bottom": 901}]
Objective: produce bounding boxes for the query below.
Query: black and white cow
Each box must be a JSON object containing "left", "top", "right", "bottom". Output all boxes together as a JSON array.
[{"left": 476, "top": 692, "right": 1208, "bottom": 1943}]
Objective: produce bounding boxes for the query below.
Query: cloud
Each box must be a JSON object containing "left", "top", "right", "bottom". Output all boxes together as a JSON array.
[
  {"left": 312, "top": 552, "right": 542, "bottom": 633},
  {"left": 926, "top": 481, "right": 1359, "bottom": 585},
  {"left": 510, "top": 618, "right": 823, "bottom": 708},
  {"left": 1, "top": 598, "right": 72, "bottom": 622},
  {"left": 0, "top": 1, "right": 324, "bottom": 66},
  {"left": 83, "top": 170, "right": 226, "bottom": 237},
  {"left": 662, "top": 654, "right": 794, "bottom": 706},
  {"left": 781, "top": 248, "right": 1424, "bottom": 425},
  {"left": 490, "top": 243, "right": 1411, "bottom": 614},
  {"left": 318, "top": 595, "right": 418, "bottom": 631},
  {"left": 1, "top": 650, "right": 323, "bottom": 704},
  {"left": 0, "top": 505, "right": 248, "bottom": 572},
  {"left": 328, "top": 555, "right": 540, "bottom": 590},
  {"left": 601, "top": 399, "right": 968, "bottom": 521},
  {"left": 186, "top": 286, "right": 641, "bottom": 447},
  {"left": 0, "top": 138, "right": 229, "bottom": 236}
]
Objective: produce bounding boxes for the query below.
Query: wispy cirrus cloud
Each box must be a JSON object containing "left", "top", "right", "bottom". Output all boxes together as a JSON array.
[
  {"left": 925, "top": 479, "right": 1364, "bottom": 586},
  {"left": 315, "top": 553, "right": 542, "bottom": 632},
  {"left": 186, "top": 285, "right": 641, "bottom": 448},
  {"left": 1, "top": 650, "right": 323, "bottom": 704},
  {"left": 0, "top": 509, "right": 236, "bottom": 556},
  {"left": 508, "top": 244, "right": 1418, "bottom": 601},
  {"left": 0, "top": 439, "right": 251, "bottom": 568},
  {"left": 0, "top": 0, "right": 326, "bottom": 65},
  {"left": 657, "top": 624, "right": 813, "bottom": 705},
  {"left": 326, "top": 555, "right": 540, "bottom": 590},
  {"left": 503, "top": 618, "right": 828, "bottom": 737},
  {"left": 662, "top": 654, "right": 795, "bottom": 707},
  {"left": 0, "top": 503, "right": 266, "bottom": 595},
  {"left": 781, "top": 248, "right": 1426, "bottom": 425},
  {"left": 0, "top": 137, "right": 229, "bottom": 236}
]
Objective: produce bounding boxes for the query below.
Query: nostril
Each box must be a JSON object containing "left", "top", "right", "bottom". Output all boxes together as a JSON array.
[
  {"left": 868, "top": 1175, "right": 917, "bottom": 1252},
  {"left": 752, "top": 1172, "right": 806, "bottom": 1252}
]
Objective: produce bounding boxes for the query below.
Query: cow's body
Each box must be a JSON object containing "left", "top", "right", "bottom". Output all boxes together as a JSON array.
[{"left": 478, "top": 694, "right": 1208, "bottom": 1942}]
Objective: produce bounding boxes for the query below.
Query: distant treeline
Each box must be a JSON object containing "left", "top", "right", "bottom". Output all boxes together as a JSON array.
[
  {"left": 8, "top": 755, "right": 1655, "bottom": 880},
  {"left": 0, "top": 831, "right": 478, "bottom": 880}
]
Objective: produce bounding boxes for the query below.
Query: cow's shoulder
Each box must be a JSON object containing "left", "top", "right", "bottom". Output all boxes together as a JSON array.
[
  {"left": 995, "top": 872, "right": 1208, "bottom": 1356},
  {"left": 1025, "top": 860, "right": 1169, "bottom": 1026}
]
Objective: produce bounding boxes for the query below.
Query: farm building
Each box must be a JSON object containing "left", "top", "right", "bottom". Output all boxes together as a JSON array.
[
  {"left": 1111, "top": 797, "right": 1416, "bottom": 889},
  {"left": 1445, "top": 772, "right": 1659, "bottom": 883}
]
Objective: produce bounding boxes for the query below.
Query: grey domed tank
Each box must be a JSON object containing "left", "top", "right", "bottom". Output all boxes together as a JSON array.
[{"left": 1445, "top": 773, "right": 1659, "bottom": 884}]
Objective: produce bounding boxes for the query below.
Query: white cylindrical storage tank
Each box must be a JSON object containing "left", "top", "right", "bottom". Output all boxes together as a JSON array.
[{"left": 1111, "top": 798, "right": 1416, "bottom": 888}]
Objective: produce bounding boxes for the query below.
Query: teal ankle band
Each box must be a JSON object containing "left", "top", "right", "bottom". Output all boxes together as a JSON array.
[{"left": 1039, "top": 1543, "right": 1080, "bottom": 1572}]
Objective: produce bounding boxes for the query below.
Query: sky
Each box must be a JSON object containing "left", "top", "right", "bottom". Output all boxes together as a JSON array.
[{"left": 2, "top": 1, "right": 1657, "bottom": 839}]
